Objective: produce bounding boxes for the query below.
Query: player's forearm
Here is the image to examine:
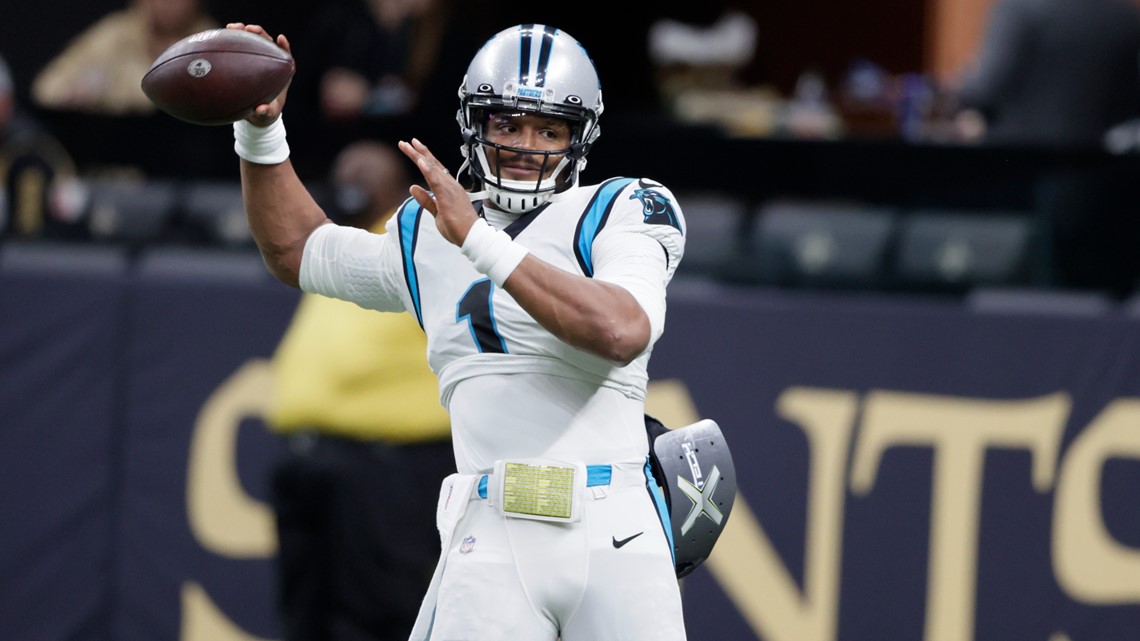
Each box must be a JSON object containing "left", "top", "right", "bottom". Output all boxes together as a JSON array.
[
  {"left": 503, "top": 257, "right": 651, "bottom": 366},
  {"left": 240, "top": 159, "right": 329, "bottom": 287}
]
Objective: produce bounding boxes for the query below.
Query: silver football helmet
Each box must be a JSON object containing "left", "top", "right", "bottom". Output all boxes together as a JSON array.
[{"left": 457, "top": 25, "right": 604, "bottom": 214}]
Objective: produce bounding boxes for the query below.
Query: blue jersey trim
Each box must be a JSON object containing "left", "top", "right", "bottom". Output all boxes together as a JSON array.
[
  {"left": 645, "top": 458, "right": 676, "bottom": 566},
  {"left": 586, "top": 464, "right": 612, "bottom": 487},
  {"left": 397, "top": 200, "right": 424, "bottom": 328},
  {"left": 574, "top": 177, "right": 636, "bottom": 277}
]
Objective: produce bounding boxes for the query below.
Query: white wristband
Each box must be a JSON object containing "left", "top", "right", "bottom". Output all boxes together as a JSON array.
[
  {"left": 461, "top": 218, "right": 529, "bottom": 287},
  {"left": 233, "top": 117, "right": 290, "bottom": 165}
]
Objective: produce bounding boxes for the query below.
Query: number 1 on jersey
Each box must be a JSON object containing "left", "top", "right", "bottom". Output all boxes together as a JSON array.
[{"left": 457, "top": 278, "right": 507, "bottom": 353}]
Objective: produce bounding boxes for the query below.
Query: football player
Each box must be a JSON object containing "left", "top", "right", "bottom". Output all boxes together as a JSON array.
[{"left": 229, "top": 22, "right": 688, "bottom": 640}]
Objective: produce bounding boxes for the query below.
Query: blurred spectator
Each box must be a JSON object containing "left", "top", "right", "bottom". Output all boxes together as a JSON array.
[
  {"left": 953, "top": 0, "right": 1140, "bottom": 148},
  {"left": 1, "top": 53, "right": 88, "bottom": 239},
  {"left": 643, "top": 9, "right": 776, "bottom": 136},
  {"left": 834, "top": 59, "right": 899, "bottom": 138},
  {"left": 954, "top": 0, "right": 1140, "bottom": 296},
  {"left": 312, "top": 0, "right": 446, "bottom": 121},
  {"left": 784, "top": 69, "right": 844, "bottom": 139},
  {"left": 266, "top": 140, "right": 454, "bottom": 641},
  {"left": 649, "top": 10, "right": 759, "bottom": 106},
  {"left": 31, "top": 0, "right": 217, "bottom": 115},
  {"left": 324, "top": 140, "right": 410, "bottom": 227},
  {"left": 1, "top": 55, "right": 37, "bottom": 144},
  {"left": 283, "top": 0, "right": 478, "bottom": 178}
]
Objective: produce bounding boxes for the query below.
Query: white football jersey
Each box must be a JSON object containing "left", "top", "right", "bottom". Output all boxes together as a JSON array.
[{"left": 300, "top": 177, "right": 686, "bottom": 473}]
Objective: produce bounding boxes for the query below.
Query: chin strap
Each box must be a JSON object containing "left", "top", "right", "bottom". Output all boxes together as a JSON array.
[{"left": 458, "top": 151, "right": 579, "bottom": 214}]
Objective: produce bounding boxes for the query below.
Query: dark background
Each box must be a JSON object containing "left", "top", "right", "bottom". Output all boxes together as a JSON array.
[
  {"left": 2, "top": 0, "right": 927, "bottom": 181},
  {"left": 2, "top": 250, "right": 1139, "bottom": 641}
]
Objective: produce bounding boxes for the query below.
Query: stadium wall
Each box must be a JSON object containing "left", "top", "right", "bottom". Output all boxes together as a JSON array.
[{"left": 1, "top": 248, "right": 1138, "bottom": 641}]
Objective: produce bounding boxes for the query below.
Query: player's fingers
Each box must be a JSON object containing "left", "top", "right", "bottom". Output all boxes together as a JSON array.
[
  {"left": 402, "top": 138, "right": 434, "bottom": 163},
  {"left": 276, "top": 82, "right": 291, "bottom": 105},
  {"left": 241, "top": 24, "right": 275, "bottom": 42},
  {"left": 404, "top": 139, "right": 451, "bottom": 180},
  {"left": 278, "top": 34, "right": 292, "bottom": 53},
  {"left": 398, "top": 139, "right": 424, "bottom": 163},
  {"left": 408, "top": 185, "right": 437, "bottom": 215},
  {"left": 410, "top": 138, "right": 440, "bottom": 164},
  {"left": 398, "top": 140, "right": 434, "bottom": 177},
  {"left": 251, "top": 95, "right": 284, "bottom": 122},
  {"left": 400, "top": 140, "right": 469, "bottom": 208}
]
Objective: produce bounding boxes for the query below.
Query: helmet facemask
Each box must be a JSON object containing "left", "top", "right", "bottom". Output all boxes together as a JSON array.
[
  {"left": 461, "top": 107, "right": 595, "bottom": 214},
  {"left": 455, "top": 25, "right": 604, "bottom": 214}
]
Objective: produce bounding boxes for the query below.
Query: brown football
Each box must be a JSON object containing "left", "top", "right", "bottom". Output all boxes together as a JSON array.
[{"left": 141, "top": 28, "right": 295, "bottom": 126}]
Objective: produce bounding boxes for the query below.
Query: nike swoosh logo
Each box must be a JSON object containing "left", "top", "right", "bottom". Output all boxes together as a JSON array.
[{"left": 612, "top": 532, "right": 644, "bottom": 549}]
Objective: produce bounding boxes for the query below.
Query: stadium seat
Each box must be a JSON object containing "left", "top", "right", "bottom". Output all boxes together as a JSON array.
[
  {"left": 0, "top": 240, "right": 129, "bottom": 276},
  {"left": 893, "top": 210, "right": 1035, "bottom": 292},
  {"left": 671, "top": 192, "right": 749, "bottom": 280},
  {"left": 181, "top": 181, "right": 252, "bottom": 247},
  {"left": 749, "top": 199, "right": 897, "bottom": 288},
  {"left": 1122, "top": 291, "right": 1140, "bottom": 318},
  {"left": 86, "top": 178, "right": 179, "bottom": 243},
  {"left": 966, "top": 287, "right": 1114, "bottom": 316},
  {"left": 134, "top": 246, "right": 271, "bottom": 284}
]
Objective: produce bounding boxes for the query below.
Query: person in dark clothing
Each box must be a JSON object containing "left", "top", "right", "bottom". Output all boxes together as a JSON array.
[
  {"left": 266, "top": 140, "right": 454, "bottom": 641},
  {"left": 955, "top": 0, "right": 1140, "bottom": 296},
  {"left": 283, "top": 0, "right": 477, "bottom": 179},
  {"left": 955, "top": 0, "right": 1140, "bottom": 148}
]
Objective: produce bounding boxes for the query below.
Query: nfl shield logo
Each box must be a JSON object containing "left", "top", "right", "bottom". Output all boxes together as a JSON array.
[{"left": 460, "top": 535, "right": 476, "bottom": 554}]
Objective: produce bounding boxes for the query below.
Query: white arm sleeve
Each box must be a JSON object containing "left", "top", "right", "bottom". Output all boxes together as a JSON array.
[
  {"left": 589, "top": 179, "right": 686, "bottom": 345},
  {"left": 298, "top": 223, "right": 407, "bottom": 313},
  {"left": 591, "top": 230, "right": 671, "bottom": 343}
]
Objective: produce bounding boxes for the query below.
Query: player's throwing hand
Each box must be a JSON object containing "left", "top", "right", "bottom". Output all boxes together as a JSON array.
[
  {"left": 225, "top": 22, "right": 292, "bottom": 125},
  {"left": 399, "top": 138, "right": 479, "bottom": 247}
]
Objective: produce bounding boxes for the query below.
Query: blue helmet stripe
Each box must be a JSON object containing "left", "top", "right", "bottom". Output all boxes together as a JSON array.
[
  {"left": 535, "top": 25, "right": 557, "bottom": 87},
  {"left": 397, "top": 200, "right": 424, "bottom": 328},
  {"left": 518, "top": 24, "right": 533, "bottom": 86}
]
